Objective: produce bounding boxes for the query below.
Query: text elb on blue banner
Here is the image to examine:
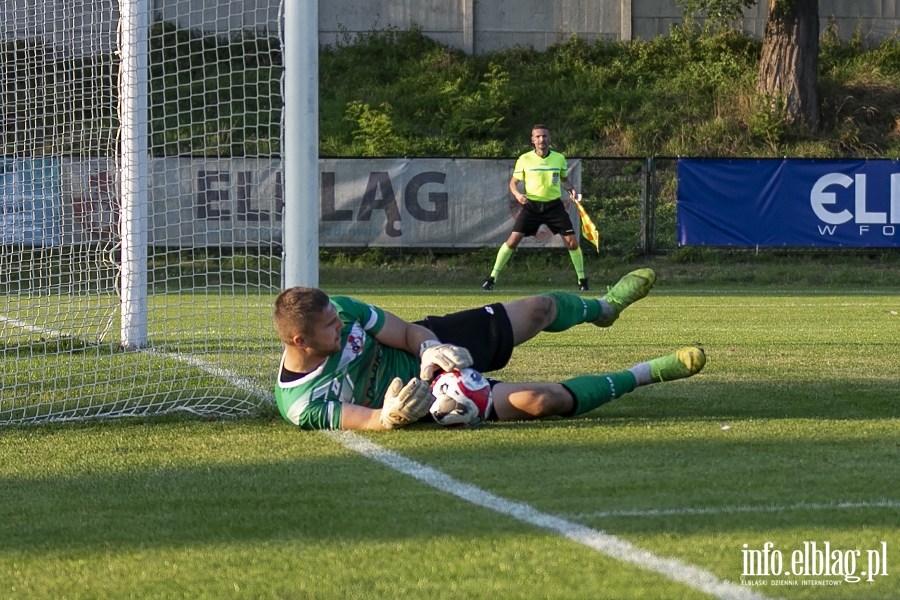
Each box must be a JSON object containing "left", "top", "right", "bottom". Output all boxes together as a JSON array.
[{"left": 677, "top": 158, "right": 900, "bottom": 247}]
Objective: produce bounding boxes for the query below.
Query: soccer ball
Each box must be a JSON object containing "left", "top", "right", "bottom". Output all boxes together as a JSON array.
[{"left": 429, "top": 368, "right": 493, "bottom": 427}]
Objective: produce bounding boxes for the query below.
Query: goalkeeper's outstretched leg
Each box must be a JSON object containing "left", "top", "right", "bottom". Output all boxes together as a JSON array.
[
  {"left": 502, "top": 268, "right": 656, "bottom": 344},
  {"left": 491, "top": 346, "right": 706, "bottom": 421}
]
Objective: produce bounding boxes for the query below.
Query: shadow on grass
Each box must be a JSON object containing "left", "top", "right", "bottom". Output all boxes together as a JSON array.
[
  {"left": 0, "top": 450, "right": 492, "bottom": 553},
  {"left": 1, "top": 408, "right": 898, "bottom": 553}
]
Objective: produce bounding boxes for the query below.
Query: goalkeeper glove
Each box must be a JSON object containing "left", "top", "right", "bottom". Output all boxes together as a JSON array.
[
  {"left": 380, "top": 377, "right": 433, "bottom": 429},
  {"left": 419, "top": 340, "right": 474, "bottom": 381}
]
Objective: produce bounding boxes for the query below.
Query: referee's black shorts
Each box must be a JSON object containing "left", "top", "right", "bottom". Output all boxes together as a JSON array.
[
  {"left": 513, "top": 199, "right": 574, "bottom": 237},
  {"left": 415, "top": 303, "right": 514, "bottom": 373}
]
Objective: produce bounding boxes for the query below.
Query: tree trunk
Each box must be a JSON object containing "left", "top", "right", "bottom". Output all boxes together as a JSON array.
[{"left": 756, "top": 0, "right": 819, "bottom": 129}]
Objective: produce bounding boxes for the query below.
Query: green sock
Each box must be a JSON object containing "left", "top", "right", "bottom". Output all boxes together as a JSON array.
[
  {"left": 561, "top": 371, "right": 637, "bottom": 416},
  {"left": 539, "top": 291, "right": 601, "bottom": 332},
  {"left": 490, "top": 244, "right": 515, "bottom": 279},
  {"left": 568, "top": 247, "right": 585, "bottom": 280}
]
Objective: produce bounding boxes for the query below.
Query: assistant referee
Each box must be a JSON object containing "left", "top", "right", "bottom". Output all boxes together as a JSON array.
[{"left": 482, "top": 124, "right": 587, "bottom": 291}]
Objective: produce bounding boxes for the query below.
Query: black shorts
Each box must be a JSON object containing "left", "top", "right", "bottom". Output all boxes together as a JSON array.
[
  {"left": 513, "top": 199, "right": 575, "bottom": 237},
  {"left": 415, "top": 303, "right": 514, "bottom": 373}
]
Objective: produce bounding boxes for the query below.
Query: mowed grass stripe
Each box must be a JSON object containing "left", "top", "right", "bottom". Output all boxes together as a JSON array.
[
  {"left": 2, "top": 289, "right": 898, "bottom": 598},
  {"left": 572, "top": 500, "right": 900, "bottom": 520}
]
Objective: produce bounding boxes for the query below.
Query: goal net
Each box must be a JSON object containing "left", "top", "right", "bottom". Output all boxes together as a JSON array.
[{"left": 1, "top": 1, "right": 284, "bottom": 424}]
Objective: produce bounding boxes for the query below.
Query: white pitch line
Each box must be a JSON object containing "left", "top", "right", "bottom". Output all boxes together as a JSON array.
[
  {"left": 0, "top": 310, "right": 274, "bottom": 405},
  {"left": 572, "top": 499, "right": 900, "bottom": 520},
  {"left": 144, "top": 349, "right": 272, "bottom": 401},
  {"left": 0, "top": 314, "right": 64, "bottom": 337},
  {"left": 327, "top": 430, "right": 772, "bottom": 600}
]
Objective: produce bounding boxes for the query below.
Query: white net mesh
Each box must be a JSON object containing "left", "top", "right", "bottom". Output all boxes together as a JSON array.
[{"left": 1, "top": 1, "right": 283, "bottom": 424}]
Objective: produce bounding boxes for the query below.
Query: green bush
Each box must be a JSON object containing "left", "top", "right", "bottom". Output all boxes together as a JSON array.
[{"left": 318, "top": 23, "right": 900, "bottom": 159}]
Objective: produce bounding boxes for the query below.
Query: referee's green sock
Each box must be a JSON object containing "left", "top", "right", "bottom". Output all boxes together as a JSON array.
[
  {"left": 489, "top": 243, "right": 515, "bottom": 279},
  {"left": 568, "top": 247, "right": 585, "bottom": 280},
  {"left": 540, "top": 291, "right": 601, "bottom": 332}
]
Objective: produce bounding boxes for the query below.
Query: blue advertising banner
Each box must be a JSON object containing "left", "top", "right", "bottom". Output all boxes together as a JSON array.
[
  {"left": 677, "top": 158, "right": 900, "bottom": 247},
  {"left": 0, "top": 158, "right": 62, "bottom": 246}
]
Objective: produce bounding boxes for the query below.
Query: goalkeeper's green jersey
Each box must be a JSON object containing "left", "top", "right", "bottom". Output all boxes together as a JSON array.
[
  {"left": 275, "top": 296, "right": 419, "bottom": 430},
  {"left": 512, "top": 150, "right": 569, "bottom": 202}
]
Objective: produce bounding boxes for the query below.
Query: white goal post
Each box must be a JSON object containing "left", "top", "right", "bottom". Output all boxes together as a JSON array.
[{"left": 0, "top": 0, "right": 316, "bottom": 424}]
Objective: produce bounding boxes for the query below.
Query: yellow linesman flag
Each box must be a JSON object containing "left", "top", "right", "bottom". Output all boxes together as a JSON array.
[{"left": 574, "top": 194, "right": 600, "bottom": 252}]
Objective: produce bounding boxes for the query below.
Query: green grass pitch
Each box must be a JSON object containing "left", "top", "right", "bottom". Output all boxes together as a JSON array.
[{"left": 1, "top": 286, "right": 898, "bottom": 599}]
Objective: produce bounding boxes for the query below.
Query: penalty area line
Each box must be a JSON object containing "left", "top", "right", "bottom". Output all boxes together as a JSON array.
[
  {"left": 327, "top": 430, "right": 772, "bottom": 600},
  {"left": 571, "top": 499, "right": 900, "bottom": 520}
]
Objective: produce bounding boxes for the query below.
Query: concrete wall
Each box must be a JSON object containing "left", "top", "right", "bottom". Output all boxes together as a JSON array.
[
  {"left": 316, "top": 0, "right": 627, "bottom": 54},
  {"left": 148, "top": 1, "right": 900, "bottom": 51},
  {"left": 317, "top": 0, "right": 471, "bottom": 51},
  {"left": 631, "top": 1, "right": 900, "bottom": 44},
  {"left": 0, "top": 0, "right": 119, "bottom": 56},
  {"left": 180, "top": 0, "right": 900, "bottom": 51},
  {"left": 2, "top": 1, "right": 899, "bottom": 55},
  {"left": 320, "top": 0, "right": 900, "bottom": 50}
]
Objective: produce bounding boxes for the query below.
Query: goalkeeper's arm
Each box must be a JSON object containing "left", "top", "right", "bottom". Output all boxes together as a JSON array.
[
  {"left": 368, "top": 309, "right": 473, "bottom": 380},
  {"left": 372, "top": 310, "right": 442, "bottom": 356}
]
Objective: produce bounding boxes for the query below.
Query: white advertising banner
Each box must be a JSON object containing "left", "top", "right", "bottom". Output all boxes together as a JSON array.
[
  {"left": 61, "top": 157, "right": 119, "bottom": 244},
  {"left": 148, "top": 157, "right": 284, "bottom": 246},
  {"left": 319, "top": 158, "right": 582, "bottom": 248},
  {"left": 145, "top": 157, "right": 581, "bottom": 247},
  {"left": 4, "top": 158, "right": 582, "bottom": 248}
]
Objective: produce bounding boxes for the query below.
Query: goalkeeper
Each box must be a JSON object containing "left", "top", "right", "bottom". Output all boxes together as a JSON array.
[{"left": 273, "top": 268, "right": 705, "bottom": 430}]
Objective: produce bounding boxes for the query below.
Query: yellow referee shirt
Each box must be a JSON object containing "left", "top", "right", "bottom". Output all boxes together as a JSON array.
[{"left": 512, "top": 150, "right": 569, "bottom": 202}]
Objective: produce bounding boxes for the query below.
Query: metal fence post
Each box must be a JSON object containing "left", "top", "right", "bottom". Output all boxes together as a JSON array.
[
  {"left": 640, "top": 158, "right": 648, "bottom": 254},
  {"left": 649, "top": 157, "right": 657, "bottom": 253},
  {"left": 639, "top": 157, "right": 659, "bottom": 255}
]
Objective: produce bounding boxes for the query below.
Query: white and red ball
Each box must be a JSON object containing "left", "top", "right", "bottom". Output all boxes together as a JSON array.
[{"left": 429, "top": 368, "right": 493, "bottom": 427}]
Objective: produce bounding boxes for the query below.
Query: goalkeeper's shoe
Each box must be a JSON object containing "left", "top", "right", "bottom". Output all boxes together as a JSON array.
[
  {"left": 578, "top": 278, "right": 590, "bottom": 291},
  {"left": 481, "top": 276, "right": 495, "bottom": 291},
  {"left": 648, "top": 346, "right": 706, "bottom": 383},
  {"left": 592, "top": 268, "right": 656, "bottom": 327}
]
